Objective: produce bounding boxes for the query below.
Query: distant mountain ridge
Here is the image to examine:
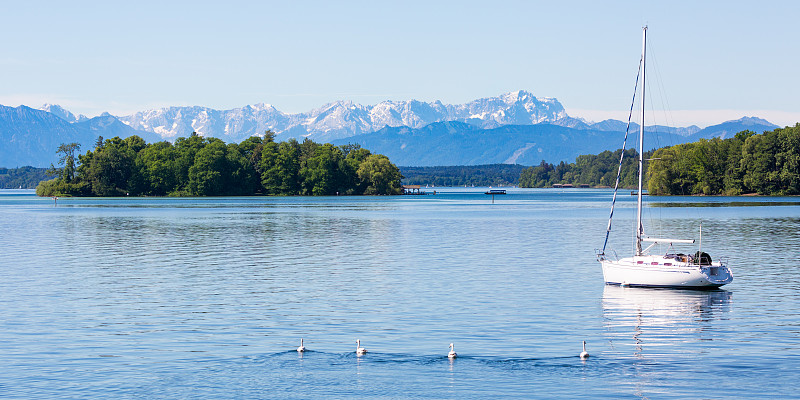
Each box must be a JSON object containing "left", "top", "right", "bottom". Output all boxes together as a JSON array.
[
  {"left": 40, "top": 104, "right": 89, "bottom": 123},
  {"left": 114, "top": 91, "right": 717, "bottom": 142},
  {"left": 117, "top": 90, "right": 570, "bottom": 142},
  {"left": 0, "top": 91, "right": 783, "bottom": 167},
  {"left": 685, "top": 116, "right": 776, "bottom": 141},
  {"left": 331, "top": 117, "right": 779, "bottom": 166},
  {"left": 0, "top": 105, "right": 159, "bottom": 167}
]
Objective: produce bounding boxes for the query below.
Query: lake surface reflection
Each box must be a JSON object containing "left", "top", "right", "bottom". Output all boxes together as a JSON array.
[{"left": 1, "top": 189, "right": 798, "bottom": 398}]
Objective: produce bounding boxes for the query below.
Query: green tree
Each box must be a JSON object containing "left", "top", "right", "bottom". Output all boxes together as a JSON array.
[
  {"left": 259, "top": 141, "right": 281, "bottom": 194},
  {"left": 721, "top": 131, "right": 752, "bottom": 195},
  {"left": 519, "top": 160, "right": 553, "bottom": 187},
  {"left": 776, "top": 124, "right": 800, "bottom": 194},
  {"left": 53, "top": 142, "right": 81, "bottom": 183},
  {"left": 188, "top": 139, "right": 228, "bottom": 196},
  {"left": 238, "top": 136, "right": 265, "bottom": 172},
  {"left": 300, "top": 143, "right": 345, "bottom": 195},
  {"left": 342, "top": 147, "right": 372, "bottom": 193},
  {"left": 136, "top": 141, "right": 177, "bottom": 196},
  {"left": 648, "top": 145, "right": 694, "bottom": 195},
  {"left": 173, "top": 134, "right": 207, "bottom": 193},
  {"left": 224, "top": 142, "right": 260, "bottom": 195},
  {"left": 741, "top": 132, "right": 780, "bottom": 194},
  {"left": 357, "top": 154, "right": 403, "bottom": 195},
  {"left": 82, "top": 137, "right": 139, "bottom": 196},
  {"left": 270, "top": 139, "right": 302, "bottom": 194}
]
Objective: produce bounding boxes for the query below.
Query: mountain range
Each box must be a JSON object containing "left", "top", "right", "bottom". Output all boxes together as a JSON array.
[
  {"left": 330, "top": 117, "right": 777, "bottom": 166},
  {"left": 118, "top": 90, "right": 571, "bottom": 143},
  {"left": 0, "top": 91, "right": 781, "bottom": 168},
  {"left": 0, "top": 105, "right": 161, "bottom": 168}
]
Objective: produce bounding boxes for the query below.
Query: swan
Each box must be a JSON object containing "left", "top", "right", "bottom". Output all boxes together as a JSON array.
[
  {"left": 580, "top": 341, "right": 589, "bottom": 359},
  {"left": 448, "top": 343, "right": 457, "bottom": 359},
  {"left": 297, "top": 338, "right": 306, "bottom": 353},
  {"left": 356, "top": 339, "right": 367, "bottom": 355}
]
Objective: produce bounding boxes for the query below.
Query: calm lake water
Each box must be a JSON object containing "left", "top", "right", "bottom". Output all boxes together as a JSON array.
[{"left": 1, "top": 188, "right": 799, "bottom": 398}]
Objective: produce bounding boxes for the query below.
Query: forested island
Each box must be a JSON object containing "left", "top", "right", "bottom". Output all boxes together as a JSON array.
[
  {"left": 520, "top": 124, "right": 800, "bottom": 196},
  {"left": 36, "top": 132, "right": 404, "bottom": 197}
]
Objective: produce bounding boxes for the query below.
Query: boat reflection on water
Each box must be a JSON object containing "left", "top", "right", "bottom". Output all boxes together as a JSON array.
[{"left": 602, "top": 285, "right": 732, "bottom": 359}]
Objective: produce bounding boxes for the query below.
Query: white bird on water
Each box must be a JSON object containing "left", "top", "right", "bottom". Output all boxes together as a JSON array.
[
  {"left": 297, "top": 338, "right": 306, "bottom": 353},
  {"left": 580, "top": 341, "right": 589, "bottom": 359},
  {"left": 356, "top": 339, "right": 367, "bottom": 355},
  {"left": 448, "top": 343, "right": 457, "bottom": 359}
]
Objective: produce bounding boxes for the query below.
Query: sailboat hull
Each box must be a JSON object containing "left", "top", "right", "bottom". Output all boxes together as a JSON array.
[{"left": 600, "top": 256, "right": 733, "bottom": 288}]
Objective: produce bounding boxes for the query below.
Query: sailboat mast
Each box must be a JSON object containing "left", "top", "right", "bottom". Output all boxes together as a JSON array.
[{"left": 636, "top": 26, "right": 647, "bottom": 256}]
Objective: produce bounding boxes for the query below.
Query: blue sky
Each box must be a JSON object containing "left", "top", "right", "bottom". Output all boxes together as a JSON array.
[{"left": 1, "top": 0, "right": 797, "bottom": 127}]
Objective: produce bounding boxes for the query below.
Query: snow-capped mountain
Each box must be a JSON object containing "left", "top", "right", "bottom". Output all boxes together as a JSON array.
[
  {"left": 0, "top": 105, "right": 159, "bottom": 168},
  {"left": 121, "top": 103, "right": 289, "bottom": 140},
  {"left": 39, "top": 104, "right": 88, "bottom": 123},
  {"left": 0, "top": 92, "right": 781, "bottom": 168},
  {"left": 117, "top": 90, "right": 568, "bottom": 142}
]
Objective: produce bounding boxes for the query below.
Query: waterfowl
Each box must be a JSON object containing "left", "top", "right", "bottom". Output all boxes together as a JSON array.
[
  {"left": 356, "top": 339, "right": 367, "bottom": 355},
  {"left": 448, "top": 343, "right": 457, "bottom": 359},
  {"left": 297, "top": 338, "right": 306, "bottom": 353},
  {"left": 580, "top": 341, "right": 589, "bottom": 359}
]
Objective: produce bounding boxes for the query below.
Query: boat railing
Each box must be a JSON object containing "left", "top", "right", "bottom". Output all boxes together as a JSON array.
[{"left": 596, "top": 248, "right": 619, "bottom": 261}]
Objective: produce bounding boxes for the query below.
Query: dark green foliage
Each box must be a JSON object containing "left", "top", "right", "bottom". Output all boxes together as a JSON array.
[
  {"left": 135, "top": 141, "right": 177, "bottom": 196},
  {"left": 519, "top": 149, "right": 649, "bottom": 189},
  {"left": 357, "top": 154, "right": 404, "bottom": 195},
  {"left": 0, "top": 166, "right": 56, "bottom": 189},
  {"left": 188, "top": 139, "right": 228, "bottom": 196},
  {"left": 35, "top": 178, "right": 90, "bottom": 197},
  {"left": 79, "top": 136, "right": 139, "bottom": 196},
  {"left": 51, "top": 142, "right": 81, "bottom": 183},
  {"left": 520, "top": 124, "right": 800, "bottom": 195},
  {"left": 300, "top": 143, "right": 346, "bottom": 195},
  {"left": 648, "top": 124, "right": 800, "bottom": 195},
  {"left": 401, "top": 164, "right": 526, "bottom": 187},
  {"left": 36, "top": 134, "right": 403, "bottom": 197}
]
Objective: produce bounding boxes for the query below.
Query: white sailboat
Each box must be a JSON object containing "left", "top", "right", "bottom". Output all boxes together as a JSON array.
[{"left": 596, "top": 27, "right": 733, "bottom": 288}]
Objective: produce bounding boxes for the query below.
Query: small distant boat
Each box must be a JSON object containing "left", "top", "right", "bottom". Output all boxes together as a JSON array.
[{"left": 485, "top": 189, "right": 506, "bottom": 195}]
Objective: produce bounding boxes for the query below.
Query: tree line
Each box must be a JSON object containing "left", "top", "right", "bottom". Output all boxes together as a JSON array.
[
  {"left": 400, "top": 164, "right": 526, "bottom": 187},
  {"left": 36, "top": 132, "right": 404, "bottom": 197},
  {"left": 519, "top": 148, "right": 652, "bottom": 189},
  {"left": 648, "top": 124, "right": 800, "bottom": 195},
  {"left": 0, "top": 166, "right": 55, "bottom": 189},
  {"left": 519, "top": 124, "right": 800, "bottom": 196}
]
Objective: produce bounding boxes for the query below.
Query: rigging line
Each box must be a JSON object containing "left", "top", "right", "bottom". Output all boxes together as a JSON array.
[
  {"left": 647, "top": 39, "right": 687, "bottom": 244},
  {"left": 649, "top": 43, "right": 691, "bottom": 201},
  {"left": 602, "top": 55, "right": 643, "bottom": 255},
  {"left": 644, "top": 40, "right": 677, "bottom": 245},
  {"left": 648, "top": 40, "right": 678, "bottom": 141},
  {"left": 644, "top": 57, "right": 662, "bottom": 242}
]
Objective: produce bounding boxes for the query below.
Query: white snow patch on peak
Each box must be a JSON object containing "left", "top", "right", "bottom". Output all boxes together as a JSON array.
[
  {"left": 40, "top": 103, "right": 79, "bottom": 122},
  {"left": 116, "top": 90, "right": 571, "bottom": 141}
]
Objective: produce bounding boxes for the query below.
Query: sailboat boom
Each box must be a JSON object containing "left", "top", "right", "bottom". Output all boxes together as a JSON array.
[{"left": 642, "top": 238, "right": 695, "bottom": 244}]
